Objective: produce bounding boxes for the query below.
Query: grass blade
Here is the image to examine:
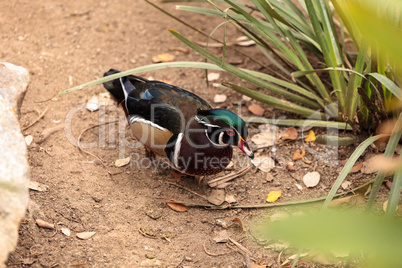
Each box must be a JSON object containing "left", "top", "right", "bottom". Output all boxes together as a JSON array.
[
  {"left": 223, "top": 82, "right": 325, "bottom": 118},
  {"left": 386, "top": 167, "right": 402, "bottom": 218},
  {"left": 321, "top": 134, "right": 389, "bottom": 210},
  {"left": 243, "top": 116, "right": 352, "bottom": 130},
  {"left": 367, "top": 112, "right": 402, "bottom": 210},
  {"left": 169, "top": 30, "right": 323, "bottom": 109}
]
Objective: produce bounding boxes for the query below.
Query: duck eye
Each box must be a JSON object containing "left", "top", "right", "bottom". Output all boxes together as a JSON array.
[{"left": 227, "top": 129, "right": 236, "bottom": 136}]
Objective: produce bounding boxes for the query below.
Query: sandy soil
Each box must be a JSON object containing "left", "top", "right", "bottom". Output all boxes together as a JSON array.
[{"left": 1, "top": 1, "right": 384, "bottom": 267}]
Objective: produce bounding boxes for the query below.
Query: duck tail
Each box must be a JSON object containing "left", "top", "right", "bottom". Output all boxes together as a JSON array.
[
  {"left": 103, "top": 69, "right": 150, "bottom": 104},
  {"left": 103, "top": 69, "right": 127, "bottom": 103}
]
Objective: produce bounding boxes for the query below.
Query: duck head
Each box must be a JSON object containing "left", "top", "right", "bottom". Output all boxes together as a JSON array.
[{"left": 196, "top": 109, "right": 254, "bottom": 159}]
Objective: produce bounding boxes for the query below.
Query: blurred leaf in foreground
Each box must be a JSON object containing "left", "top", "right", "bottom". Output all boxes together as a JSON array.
[{"left": 260, "top": 209, "right": 402, "bottom": 267}]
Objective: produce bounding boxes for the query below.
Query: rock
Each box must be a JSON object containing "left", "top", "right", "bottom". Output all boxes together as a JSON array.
[{"left": 0, "top": 62, "right": 30, "bottom": 267}]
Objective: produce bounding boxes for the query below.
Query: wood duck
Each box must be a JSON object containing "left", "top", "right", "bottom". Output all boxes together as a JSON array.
[{"left": 103, "top": 69, "right": 254, "bottom": 176}]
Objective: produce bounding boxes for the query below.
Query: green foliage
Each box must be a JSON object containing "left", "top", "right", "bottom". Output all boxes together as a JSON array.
[
  {"left": 261, "top": 209, "right": 402, "bottom": 267},
  {"left": 161, "top": 0, "right": 401, "bottom": 130}
]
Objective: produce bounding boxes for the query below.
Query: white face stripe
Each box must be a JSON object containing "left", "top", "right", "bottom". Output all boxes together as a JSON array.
[
  {"left": 119, "top": 77, "right": 129, "bottom": 111},
  {"left": 173, "top": 133, "right": 184, "bottom": 168},
  {"left": 129, "top": 116, "right": 167, "bottom": 131},
  {"left": 195, "top": 115, "right": 220, "bottom": 128},
  {"left": 204, "top": 129, "right": 227, "bottom": 147},
  {"left": 218, "top": 132, "right": 225, "bottom": 145}
]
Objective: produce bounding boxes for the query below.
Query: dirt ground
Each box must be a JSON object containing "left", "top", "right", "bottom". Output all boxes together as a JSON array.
[{"left": 1, "top": 1, "right": 388, "bottom": 267}]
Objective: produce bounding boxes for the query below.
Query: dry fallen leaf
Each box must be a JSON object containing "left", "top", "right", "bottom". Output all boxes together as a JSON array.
[
  {"left": 213, "top": 230, "right": 230, "bottom": 243},
  {"left": 29, "top": 181, "right": 49, "bottom": 192},
  {"left": 266, "top": 173, "right": 274, "bottom": 182},
  {"left": 166, "top": 199, "right": 188, "bottom": 212},
  {"left": 213, "top": 94, "right": 227, "bottom": 103},
  {"left": 232, "top": 217, "right": 247, "bottom": 232},
  {"left": 386, "top": 180, "right": 393, "bottom": 190},
  {"left": 35, "top": 219, "right": 55, "bottom": 229},
  {"left": 251, "top": 133, "right": 277, "bottom": 147},
  {"left": 76, "top": 231, "right": 96, "bottom": 240},
  {"left": 266, "top": 190, "right": 282, "bottom": 203},
  {"left": 242, "top": 95, "right": 252, "bottom": 101},
  {"left": 374, "top": 118, "right": 398, "bottom": 151},
  {"left": 248, "top": 103, "right": 265, "bottom": 116},
  {"left": 251, "top": 263, "right": 266, "bottom": 268},
  {"left": 208, "top": 189, "right": 226, "bottom": 206},
  {"left": 349, "top": 162, "right": 363, "bottom": 173},
  {"left": 305, "top": 130, "right": 316, "bottom": 142},
  {"left": 293, "top": 148, "right": 306, "bottom": 161},
  {"left": 61, "top": 228, "right": 71, "bottom": 236},
  {"left": 114, "top": 157, "right": 130, "bottom": 167},
  {"left": 225, "top": 194, "right": 237, "bottom": 204},
  {"left": 367, "top": 154, "right": 401, "bottom": 175},
  {"left": 341, "top": 181, "right": 352, "bottom": 190},
  {"left": 281, "top": 127, "right": 298, "bottom": 140},
  {"left": 152, "top": 53, "right": 175, "bottom": 63},
  {"left": 361, "top": 154, "right": 389, "bottom": 174},
  {"left": 236, "top": 36, "right": 256, "bottom": 47},
  {"left": 302, "top": 172, "right": 320, "bottom": 188},
  {"left": 207, "top": 72, "right": 220, "bottom": 81},
  {"left": 328, "top": 195, "right": 365, "bottom": 208},
  {"left": 285, "top": 161, "right": 295, "bottom": 171},
  {"left": 251, "top": 156, "right": 275, "bottom": 172}
]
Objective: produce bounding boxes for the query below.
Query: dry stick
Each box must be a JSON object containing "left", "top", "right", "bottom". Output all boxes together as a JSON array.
[
  {"left": 229, "top": 238, "right": 253, "bottom": 257},
  {"left": 21, "top": 107, "right": 48, "bottom": 131},
  {"left": 175, "top": 257, "right": 185, "bottom": 268},
  {"left": 202, "top": 238, "right": 232, "bottom": 257},
  {"left": 77, "top": 120, "right": 121, "bottom": 175},
  {"left": 171, "top": 178, "right": 375, "bottom": 210},
  {"left": 138, "top": 228, "right": 157, "bottom": 239},
  {"left": 208, "top": 165, "right": 253, "bottom": 188},
  {"left": 36, "top": 125, "right": 64, "bottom": 144},
  {"left": 168, "top": 182, "right": 208, "bottom": 201}
]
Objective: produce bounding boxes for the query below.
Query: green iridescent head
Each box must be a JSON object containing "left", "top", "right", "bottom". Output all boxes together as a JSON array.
[{"left": 197, "top": 109, "right": 253, "bottom": 158}]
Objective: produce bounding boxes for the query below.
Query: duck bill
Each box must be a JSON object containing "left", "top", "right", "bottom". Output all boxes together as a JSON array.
[{"left": 238, "top": 137, "right": 254, "bottom": 159}]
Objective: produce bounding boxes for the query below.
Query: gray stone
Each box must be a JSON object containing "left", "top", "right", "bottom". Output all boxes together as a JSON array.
[{"left": 0, "top": 62, "right": 30, "bottom": 267}]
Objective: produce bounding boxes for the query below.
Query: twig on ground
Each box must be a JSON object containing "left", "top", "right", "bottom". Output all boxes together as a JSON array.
[
  {"left": 229, "top": 238, "right": 253, "bottom": 257},
  {"left": 175, "top": 257, "right": 185, "bottom": 268},
  {"left": 208, "top": 165, "right": 253, "bottom": 188},
  {"left": 138, "top": 228, "right": 157, "bottom": 239},
  {"left": 36, "top": 125, "right": 64, "bottom": 144},
  {"left": 245, "top": 253, "right": 251, "bottom": 268},
  {"left": 202, "top": 238, "right": 232, "bottom": 257},
  {"left": 168, "top": 182, "right": 208, "bottom": 201},
  {"left": 170, "top": 178, "right": 376, "bottom": 210},
  {"left": 21, "top": 107, "right": 48, "bottom": 131},
  {"left": 77, "top": 120, "right": 122, "bottom": 175}
]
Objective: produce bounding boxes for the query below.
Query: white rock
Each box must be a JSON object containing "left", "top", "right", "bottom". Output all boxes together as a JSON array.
[
  {"left": 0, "top": 62, "right": 30, "bottom": 267},
  {"left": 207, "top": 72, "right": 220, "bottom": 81},
  {"left": 213, "top": 94, "right": 227, "bottom": 103},
  {"left": 24, "top": 135, "right": 33, "bottom": 146},
  {"left": 302, "top": 172, "right": 320, "bottom": 188},
  {"left": 86, "top": 95, "right": 99, "bottom": 112}
]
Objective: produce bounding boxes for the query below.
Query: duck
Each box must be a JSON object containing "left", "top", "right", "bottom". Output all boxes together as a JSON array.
[{"left": 103, "top": 69, "right": 254, "bottom": 176}]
